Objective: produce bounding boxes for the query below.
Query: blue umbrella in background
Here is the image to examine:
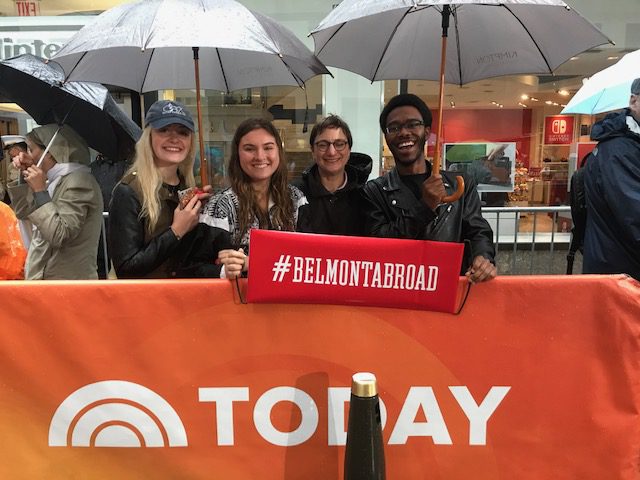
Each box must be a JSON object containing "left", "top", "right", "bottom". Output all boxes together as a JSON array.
[{"left": 562, "top": 49, "right": 640, "bottom": 115}]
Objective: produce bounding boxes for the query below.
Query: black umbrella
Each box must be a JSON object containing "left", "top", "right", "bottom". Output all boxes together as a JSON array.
[{"left": 0, "top": 54, "right": 141, "bottom": 160}]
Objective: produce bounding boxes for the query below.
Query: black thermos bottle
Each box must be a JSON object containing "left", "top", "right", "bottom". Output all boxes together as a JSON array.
[{"left": 344, "top": 372, "right": 386, "bottom": 480}]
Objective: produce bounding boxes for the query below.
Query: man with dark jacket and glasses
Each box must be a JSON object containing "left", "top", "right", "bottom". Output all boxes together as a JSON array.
[
  {"left": 295, "top": 115, "right": 371, "bottom": 236},
  {"left": 363, "top": 93, "right": 496, "bottom": 283}
]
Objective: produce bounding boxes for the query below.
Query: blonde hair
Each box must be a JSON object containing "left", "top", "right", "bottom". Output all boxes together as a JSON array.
[{"left": 126, "top": 126, "right": 196, "bottom": 233}]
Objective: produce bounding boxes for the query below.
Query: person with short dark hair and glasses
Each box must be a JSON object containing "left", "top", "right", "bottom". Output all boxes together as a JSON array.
[
  {"left": 362, "top": 93, "right": 496, "bottom": 283},
  {"left": 294, "top": 114, "right": 371, "bottom": 236}
]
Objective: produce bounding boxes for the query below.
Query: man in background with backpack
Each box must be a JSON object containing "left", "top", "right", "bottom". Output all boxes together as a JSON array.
[{"left": 582, "top": 78, "right": 640, "bottom": 280}]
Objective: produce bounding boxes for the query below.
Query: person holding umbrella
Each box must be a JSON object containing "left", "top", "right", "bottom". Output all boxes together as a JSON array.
[
  {"left": 108, "top": 99, "right": 228, "bottom": 279},
  {"left": 362, "top": 93, "right": 496, "bottom": 283},
  {"left": 7, "top": 124, "right": 103, "bottom": 280},
  {"left": 198, "top": 118, "right": 308, "bottom": 279},
  {"left": 582, "top": 78, "right": 640, "bottom": 280}
]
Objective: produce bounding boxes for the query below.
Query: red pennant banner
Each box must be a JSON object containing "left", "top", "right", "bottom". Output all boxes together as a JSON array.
[{"left": 247, "top": 230, "right": 464, "bottom": 313}]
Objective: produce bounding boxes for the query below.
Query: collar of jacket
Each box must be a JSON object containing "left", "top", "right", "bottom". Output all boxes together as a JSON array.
[{"left": 302, "top": 163, "right": 360, "bottom": 198}]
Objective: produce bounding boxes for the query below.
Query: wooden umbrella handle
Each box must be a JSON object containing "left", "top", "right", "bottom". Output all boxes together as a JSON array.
[
  {"left": 442, "top": 176, "right": 465, "bottom": 203},
  {"left": 432, "top": 5, "right": 464, "bottom": 204}
]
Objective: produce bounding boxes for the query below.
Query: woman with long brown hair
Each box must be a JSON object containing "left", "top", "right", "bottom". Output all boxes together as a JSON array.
[{"left": 200, "top": 118, "right": 307, "bottom": 278}]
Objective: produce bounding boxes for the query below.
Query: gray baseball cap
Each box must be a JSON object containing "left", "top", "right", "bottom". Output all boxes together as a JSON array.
[{"left": 145, "top": 100, "right": 195, "bottom": 131}]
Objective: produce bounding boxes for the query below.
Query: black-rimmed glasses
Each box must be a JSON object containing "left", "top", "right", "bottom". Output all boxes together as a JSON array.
[
  {"left": 314, "top": 140, "right": 349, "bottom": 152},
  {"left": 384, "top": 120, "right": 425, "bottom": 135}
]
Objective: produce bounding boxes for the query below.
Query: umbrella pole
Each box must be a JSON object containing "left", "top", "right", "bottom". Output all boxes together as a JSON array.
[
  {"left": 433, "top": 6, "right": 464, "bottom": 203},
  {"left": 193, "top": 47, "right": 208, "bottom": 186}
]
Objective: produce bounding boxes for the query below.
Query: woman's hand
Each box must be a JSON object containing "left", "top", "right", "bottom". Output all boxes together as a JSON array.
[
  {"left": 218, "top": 248, "right": 248, "bottom": 279},
  {"left": 22, "top": 165, "right": 47, "bottom": 192},
  {"left": 12, "top": 151, "right": 34, "bottom": 171},
  {"left": 171, "top": 193, "right": 202, "bottom": 239}
]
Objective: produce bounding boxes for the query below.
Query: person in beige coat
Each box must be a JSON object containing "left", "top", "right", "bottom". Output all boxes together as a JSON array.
[{"left": 8, "top": 124, "right": 103, "bottom": 279}]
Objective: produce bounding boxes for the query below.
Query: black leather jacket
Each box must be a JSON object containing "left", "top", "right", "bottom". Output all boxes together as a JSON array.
[
  {"left": 109, "top": 172, "right": 228, "bottom": 278},
  {"left": 362, "top": 164, "right": 495, "bottom": 272}
]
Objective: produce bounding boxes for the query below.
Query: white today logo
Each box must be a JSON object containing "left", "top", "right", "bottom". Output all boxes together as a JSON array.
[
  {"left": 48, "top": 381, "right": 187, "bottom": 448},
  {"left": 49, "top": 381, "right": 510, "bottom": 448}
]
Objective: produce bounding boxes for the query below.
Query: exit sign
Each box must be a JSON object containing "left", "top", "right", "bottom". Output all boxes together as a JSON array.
[{"left": 16, "top": 1, "right": 39, "bottom": 16}]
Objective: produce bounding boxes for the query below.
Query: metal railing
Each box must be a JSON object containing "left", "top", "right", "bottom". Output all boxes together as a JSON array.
[
  {"left": 482, "top": 206, "right": 573, "bottom": 275},
  {"left": 101, "top": 206, "right": 575, "bottom": 277}
]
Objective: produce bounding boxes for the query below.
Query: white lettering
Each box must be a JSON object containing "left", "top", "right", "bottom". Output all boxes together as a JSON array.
[
  {"left": 388, "top": 387, "right": 452, "bottom": 445},
  {"left": 198, "top": 387, "right": 249, "bottom": 446},
  {"left": 304, "top": 257, "right": 314, "bottom": 284},
  {"left": 253, "top": 387, "right": 318, "bottom": 446},
  {"left": 293, "top": 257, "right": 303, "bottom": 282},
  {"left": 449, "top": 386, "right": 510, "bottom": 446},
  {"left": 426, "top": 266, "right": 439, "bottom": 291},
  {"left": 198, "top": 385, "right": 509, "bottom": 447},
  {"left": 326, "top": 259, "right": 338, "bottom": 285}
]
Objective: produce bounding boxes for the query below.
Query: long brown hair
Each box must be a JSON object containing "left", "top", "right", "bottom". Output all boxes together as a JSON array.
[{"left": 228, "top": 118, "right": 294, "bottom": 243}]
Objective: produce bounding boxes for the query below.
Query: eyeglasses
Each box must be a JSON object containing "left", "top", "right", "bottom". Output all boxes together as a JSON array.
[
  {"left": 384, "top": 120, "right": 425, "bottom": 135},
  {"left": 314, "top": 140, "right": 349, "bottom": 152}
]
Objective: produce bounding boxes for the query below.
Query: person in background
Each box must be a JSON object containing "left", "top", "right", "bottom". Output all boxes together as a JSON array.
[
  {"left": 2, "top": 141, "right": 33, "bottom": 248},
  {"left": 583, "top": 78, "right": 640, "bottom": 280},
  {"left": 108, "top": 100, "right": 221, "bottom": 279},
  {"left": 362, "top": 93, "right": 496, "bottom": 283},
  {"left": 7, "top": 124, "right": 103, "bottom": 279},
  {"left": 294, "top": 114, "right": 371, "bottom": 236},
  {"left": 199, "top": 118, "right": 308, "bottom": 279},
  {"left": 90, "top": 146, "right": 134, "bottom": 279}
]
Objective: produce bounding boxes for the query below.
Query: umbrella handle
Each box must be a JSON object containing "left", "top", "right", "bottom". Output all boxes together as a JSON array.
[{"left": 441, "top": 175, "right": 465, "bottom": 203}]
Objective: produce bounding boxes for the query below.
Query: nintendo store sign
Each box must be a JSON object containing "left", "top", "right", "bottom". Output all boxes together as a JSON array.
[
  {"left": 0, "top": 16, "right": 91, "bottom": 61},
  {"left": 544, "top": 115, "right": 575, "bottom": 145}
]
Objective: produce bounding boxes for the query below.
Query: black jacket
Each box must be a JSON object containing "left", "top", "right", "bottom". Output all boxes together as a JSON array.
[
  {"left": 109, "top": 172, "right": 229, "bottom": 278},
  {"left": 362, "top": 163, "right": 495, "bottom": 273},
  {"left": 583, "top": 109, "right": 640, "bottom": 279},
  {"left": 294, "top": 162, "right": 368, "bottom": 236}
]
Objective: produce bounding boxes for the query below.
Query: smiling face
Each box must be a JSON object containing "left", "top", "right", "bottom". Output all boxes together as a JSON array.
[
  {"left": 311, "top": 127, "right": 351, "bottom": 178},
  {"left": 384, "top": 105, "right": 429, "bottom": 174},
  {"left": 150, "top": 123, "right": 193, "bottom": 168},
  {"left": 238, "top": 128, "right": 280, "bottom": 185}
]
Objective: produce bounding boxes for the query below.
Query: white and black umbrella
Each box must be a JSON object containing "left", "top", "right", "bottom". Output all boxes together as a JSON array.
[
  {"left": 0, "top": 54, "right": 141, "bottom": 161},
  {"left": 311, "top": 0, "right": 612, "bottom": 202},
  {"left": 53, "top": 0, "right": 330, "bottom": 184}
]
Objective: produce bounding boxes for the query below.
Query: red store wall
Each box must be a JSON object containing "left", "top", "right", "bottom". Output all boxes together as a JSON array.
[{"left": 431, "top": 109, "right": 533, "bottom": 167}]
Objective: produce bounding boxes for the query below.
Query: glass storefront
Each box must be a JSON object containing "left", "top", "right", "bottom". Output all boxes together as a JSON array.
[{"left": 1, "top": 0, "right": 638, "bottom": 218}]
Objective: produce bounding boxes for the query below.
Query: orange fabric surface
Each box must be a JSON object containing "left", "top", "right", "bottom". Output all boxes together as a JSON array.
[
  {"left": 0, "top": 275, "right": 639, "bottom": 479},
  {"left": 0, "top": 202, "right": 26, "bottom": 279}
]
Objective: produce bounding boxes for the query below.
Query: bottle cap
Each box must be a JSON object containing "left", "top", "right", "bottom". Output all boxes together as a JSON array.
[{"left": 351, "top": 372, "right": 377, "bottom": 398}]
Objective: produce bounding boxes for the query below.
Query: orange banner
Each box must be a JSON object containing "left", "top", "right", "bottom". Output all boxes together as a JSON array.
[{"left": 1, "top": 275, "right": 639, "bottom": 479}]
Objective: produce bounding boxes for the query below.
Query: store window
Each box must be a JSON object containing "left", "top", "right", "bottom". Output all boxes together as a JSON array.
[{"left": 170, "top": 76, "right": 322, "bottom": 191}]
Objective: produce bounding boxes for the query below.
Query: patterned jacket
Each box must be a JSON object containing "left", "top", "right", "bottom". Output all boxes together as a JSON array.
[{"left": 200, "top": 185, "right": 308, "bottom": 252}]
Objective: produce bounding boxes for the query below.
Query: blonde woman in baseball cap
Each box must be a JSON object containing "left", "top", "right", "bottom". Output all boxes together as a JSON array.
[{"left": 108, "top": 99, "right": 228, "bottom": 278}]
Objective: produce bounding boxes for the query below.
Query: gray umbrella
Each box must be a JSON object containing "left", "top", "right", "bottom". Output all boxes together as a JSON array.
[
  {"left": 0, "top": 54, "right": 141, "bottom": 161},
  {"left": 311, "top": 0, "right": 612, "bottom": 202},
  {"left": 52, "top": 0, "right": 330, "bottom": 184}
]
